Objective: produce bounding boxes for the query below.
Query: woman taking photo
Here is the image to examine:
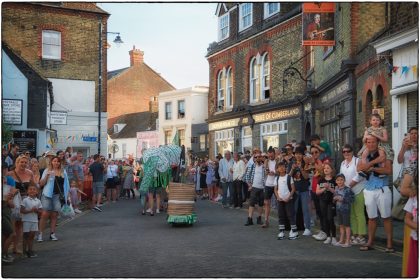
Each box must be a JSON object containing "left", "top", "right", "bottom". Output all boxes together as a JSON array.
[
  {"left": 7, "top": 155, "right": 34, "bottom": 256},
  {"left": 38, "top": 156, "right": 70, "bottom": 242}
]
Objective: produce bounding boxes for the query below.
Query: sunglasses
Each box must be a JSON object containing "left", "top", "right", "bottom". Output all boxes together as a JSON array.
[
  {"left": 311, "top": 151, "right": 319, "bottom": 154},
  {"left": 342, "top": 150, "right": 352, "bottom": 153}
]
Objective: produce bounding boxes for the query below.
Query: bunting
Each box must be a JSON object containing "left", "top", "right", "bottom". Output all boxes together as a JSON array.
[
  {"left": 401, "top": 66, "right": 410, "bottom": 76},
  {"left": 391, "top": 64, "right": 418, "bottom": 77},
  {"left": 392, "top": 66, "right": 399, "bottom": 73}
]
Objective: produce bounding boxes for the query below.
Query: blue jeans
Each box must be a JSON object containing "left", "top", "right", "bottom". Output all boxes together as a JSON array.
[
  {"left": 221, "top": 181, "right": 233, "bottom": 206},
  {"left": 294, "top": 191, "right": 311, "bottom": 230}
]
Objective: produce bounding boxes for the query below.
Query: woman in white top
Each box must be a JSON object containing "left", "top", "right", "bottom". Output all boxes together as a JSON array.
[
  {"left": 106, "top": 160, "right": 119, "bottom": 202},
  {"left": 339, "top": 144, "right": 366, "bottom": 245}
]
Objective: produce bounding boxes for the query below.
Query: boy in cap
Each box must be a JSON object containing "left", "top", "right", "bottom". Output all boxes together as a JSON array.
[{"left": 333, "top": 173, "right": 354, "bottom": 247}]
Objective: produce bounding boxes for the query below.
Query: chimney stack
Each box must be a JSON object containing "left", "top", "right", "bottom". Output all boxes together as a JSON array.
[{"left": 129, "top": 45, "right": 144, "bottom": 66}]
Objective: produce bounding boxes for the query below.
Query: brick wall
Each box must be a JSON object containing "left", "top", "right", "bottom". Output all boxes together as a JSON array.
[
  {"left": 208, "top": 14, "right": 304, "bottom": 116},
  {"left": 1, "top": 2, "right": 108, "bottom": 112},
  {"left": 107, "top": 64, "right": 175, "bottom": 127},
  {"left": 389, "top": 2, "right": 419, "bottom": 34}
]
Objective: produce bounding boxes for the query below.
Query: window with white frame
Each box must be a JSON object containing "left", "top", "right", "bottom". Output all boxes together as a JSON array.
[
  {"left": 178, "top": 100, "right": 185, "bottom": 119},
  {"left": 42, "top": 30, "right": 61, "bottom": 60},
  {"left": 215, "top": 128, "right": 234, "bottom": 156},
  {"left": 250, "top": 57, "right": 258, "bottom": 103},
  {"left": 262, "top": 53, "right": 270, "bottom": 99},
  {"left": 178, "top": 129, "right": 185, "bottom": 146},
  {"left": 264, "top": 3, "right": 280, "bottom": 19},
  {"left": 239, "top": 3, "right": 252, "bottom": 31},
  {"left": 226, "top": 67, "right": 233, "bottom": 108},
  {"left": 218, "top": 13, "right": 230, "bottom": 41},
  {"left": 122, "top": 143, "right": 127, "bottom": 158},
  {"left": 164, "top": 130, "right": 172, "bottom": 145},
  {"left": 260, "top": 121, "right": 288, "bottom": 151},
  {"left": 242, "top": 126, "right": 252, "bottom": 153},
  {"left": 199, "top": 134, "right": 206, "bottom": 151},
  {"left": 217, "top": 70, "right": 225, "bottom": 111},
  {"left": 250, "top": 52, "right": 271, "bottom": 104},
  {"left": 165, "top": 102, "right": 172, "bottom": 120}
]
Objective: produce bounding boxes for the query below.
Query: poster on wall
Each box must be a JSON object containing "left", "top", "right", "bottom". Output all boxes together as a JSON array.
[
  {"left": 13, "top": 130, "right": 37, "bottom": 156},
  {"left": 2, "top": 99, "right": 23, "bottom": 125},
  {"left": 302, "top": 3, "right": 335, "bottom": 46}
]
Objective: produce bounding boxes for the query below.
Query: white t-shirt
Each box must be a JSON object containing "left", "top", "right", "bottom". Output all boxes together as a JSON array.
[
  {"left": 340, "top": 156, "right": 364, "bottom": 195},
  {"left": 404, "top": 196, "right": 418, "bottom": 241},
  {"left": 403, "top": 149, "right": 417, "bottom": 170},
  {"left": 21, "top": 196, "right": 42, "bottom": 223},
  {"left": 277, "top": 174, "right": 294, "bottom": 201},
  {"left": 107, "top": 165, "right": 118, "bottom": 179},
  {"left": 265, "top": 160, "right": 277, "bottom": 187},
  {"left": 252, "top": 165, "right": 264, "bottom": 189}
]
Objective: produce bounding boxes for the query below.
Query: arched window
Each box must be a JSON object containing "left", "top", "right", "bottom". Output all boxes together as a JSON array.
[
  {"left": 366, "top": 90, "right": 373, "bottom": 127},
  {"left": 262, "top": 52, "right": 270, "bottom": 99},
  {"left": 226, "top": 67, "right": 233, "bottom": 108},
  {"left": 217, "top": 71, "right": 224, "bottom": 111},
  {"left": 250, "top": 57, "right": 258, "bottom": 103}
]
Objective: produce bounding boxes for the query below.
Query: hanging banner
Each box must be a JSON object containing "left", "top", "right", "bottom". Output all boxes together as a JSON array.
[{"left": 302, "top": 3, "right": 335, "bottom": 46}]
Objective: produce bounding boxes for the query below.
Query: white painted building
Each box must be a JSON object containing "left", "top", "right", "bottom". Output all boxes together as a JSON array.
[
  {"left": 49, "top": 78, "right": 107, "bottom": 157},
  {"left": 158, "top": 86, "right": 209, "bottom": 154}
]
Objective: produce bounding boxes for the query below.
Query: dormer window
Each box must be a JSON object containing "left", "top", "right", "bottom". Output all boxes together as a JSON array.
[
  {"left": 114, "top": 124, "right": 119, "bottom": 133},
  {"left": 264, "top": 3, "right": 280, "bottom": 19},
  {"left": 239, "top": 3, "right": 253, "bottom": 32},
  {"left": 218, "top": 13, "right": 230, "bottom": 42}
]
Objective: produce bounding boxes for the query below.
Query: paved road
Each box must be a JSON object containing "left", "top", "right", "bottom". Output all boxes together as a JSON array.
[{"left": 2, "top": 198, "right": 402, "bottom": 278}]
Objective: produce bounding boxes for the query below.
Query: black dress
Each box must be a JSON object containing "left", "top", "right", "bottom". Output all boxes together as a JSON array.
[{"left": 200, "top": 166, "right": 208, "bottom": 188}]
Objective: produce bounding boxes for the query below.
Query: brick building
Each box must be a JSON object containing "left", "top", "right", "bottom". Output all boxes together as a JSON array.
[
  {"left": 207, "top": 3, "right": 307, "bottom": 158},
  {"left": 2, "top": 2, "right": 110, "bottom": 156},
  {"left": 107, "top": 46, "right": 175, "bottom": 127}
]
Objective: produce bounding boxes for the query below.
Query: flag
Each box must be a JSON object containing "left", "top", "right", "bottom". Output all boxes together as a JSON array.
[
  {"left": 401, "top": 66, "right": 409, "bottom": 76},
  {"left": 171, "top": 128, "right": 179, "bottom": 146},
  {"left": 392, "top": 66, "right": 399, "bottom": 73},
  {"left": 412, "top": 65, "right": 417, "bottom": 77}
]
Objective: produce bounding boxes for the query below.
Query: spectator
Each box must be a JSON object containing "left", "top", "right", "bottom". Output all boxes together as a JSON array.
[
  {"left": 358, "top": 135, "right": 393, "bottom": 252},
  {"left": 73, "top": 152, "right": 85, "bottom": 203},
  {"left": 339, "top": 144, "right": 366, "bottom": 245},
  {"left": 244, "top": 151, "right": 265, "bottom": 226},
  {"left": 5, "top": 144, "right": 19, "bottom": 170},
  {"left": 262, "top": 147, "right": 277, "bottom": 228},
  {"left": 333, "top": 174, "right": 354, "bottom": 248},
  {"left": 206, "top": 159, "right": 216, "bottom": 201},
  {"left": 219, "top": 151, "right": 234, "bottom": 208},
  {"left": 7, "top": 154, "right": 34, "bottom": 255},
  {"left": 38, "top": 156, "right": 70, "bottom": 242},
  {"left": 310, "top": 135, "right": 331, "bottom": 162},
  {"left": 397, "top": 127, "right": 418, "bottom": 173},
  {"left": 88, "top": 154, "right": 105, "bottom": 212},
  {"left": 200, "top": 160, "right": 208, "bottom": 199},
  {"left": 232, "top": 152, "right": 245, "bottom": 209},
  {"left": 20, "top": 184, "right": 42, "bottom": 257},
  {"left": 105, "top": 160, "right": 118, "bottom": 203},
  {"left": 2, "top": 165, "right": 18, "bottom": 263}
]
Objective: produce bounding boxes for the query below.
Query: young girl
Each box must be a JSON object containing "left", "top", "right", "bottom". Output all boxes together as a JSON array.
[
  {"left": 200, "top": 161, "right": 208, "bottom": 199},
  {"left": 69, "top": 179, "right": 82, "bottom": 214},
  {"left": 358, "top": 114, "right": 393, "bottom": 178},
  {"left": 333, "top": 174, "right": 354, "bottom": 248},
  {"left": 316, "top": 162, "right": 338, "bottom": 245},
  {"left": 404, "top": 190, "right": 418, "bottom": 277}
]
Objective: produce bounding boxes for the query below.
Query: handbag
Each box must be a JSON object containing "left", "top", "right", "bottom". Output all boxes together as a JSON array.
[
  {"left": 391, "top": 196, "right": 409, "bottom": 221},
  {"left": 393, "top": 167, "right": 403, "bottom": 191},
  {"left": 11, "top": 192, "right": 22, "bottom": 220},
  {"left": 55, "top": 176, "right": 66, "bottom": 206}
]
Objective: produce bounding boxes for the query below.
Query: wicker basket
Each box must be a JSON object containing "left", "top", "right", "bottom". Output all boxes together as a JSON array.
[{"left": 167, "top": 183, "right": 195, "bottom": 216}]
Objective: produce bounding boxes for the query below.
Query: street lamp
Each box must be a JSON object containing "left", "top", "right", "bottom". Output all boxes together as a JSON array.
[{"left": 98, "top": 21, "right": 124, "bottom": 155}]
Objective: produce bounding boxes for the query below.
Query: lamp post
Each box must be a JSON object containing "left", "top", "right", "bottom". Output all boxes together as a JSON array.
[{"left": 98, "top": 21, "right": 123, "bottom": 155}]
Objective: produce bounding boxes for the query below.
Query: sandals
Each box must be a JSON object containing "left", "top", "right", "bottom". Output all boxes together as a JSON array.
[
  {"left": 385, "top": 247, "right": 395, "bottom": 253},
  {"left": 359, "top": 245, "right": 374, "bottom": 251}
]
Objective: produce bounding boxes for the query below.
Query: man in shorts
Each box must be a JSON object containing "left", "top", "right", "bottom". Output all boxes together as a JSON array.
[
  {"left": 358, "top": 135, "right": 393, "bottom": 252},
  {"left": 89, "top": 154, "right": 105, "bottom": 212},
  {"left": 245, "top": 151, "right": 265, "bottom": 226}
]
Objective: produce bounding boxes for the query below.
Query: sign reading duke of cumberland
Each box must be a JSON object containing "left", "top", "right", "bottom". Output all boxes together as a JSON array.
[{"left": 254, "top": 107, "right": 300, "bottom": 123}]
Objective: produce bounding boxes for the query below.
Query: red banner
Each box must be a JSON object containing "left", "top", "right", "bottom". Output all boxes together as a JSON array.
[{"left": 302, "top": 3, "right": 335, "bottom": 46}]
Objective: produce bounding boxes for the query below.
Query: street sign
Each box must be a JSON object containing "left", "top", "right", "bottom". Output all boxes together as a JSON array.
[
  {"left": 50, "top": 111, "right": 68, "bottom": 125},
  {"left": 82, "top": 136, "right": 97, "bottom": 142}
]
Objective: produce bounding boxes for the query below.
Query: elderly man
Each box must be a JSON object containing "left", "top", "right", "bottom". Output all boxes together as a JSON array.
[
  {"left": 218, "top": 151, "right": 234, "bottom": 208},
  {"left": 232, "top": 152, "right": 246, "bottom": 209},
  {"left": 358, "top": 135, "right": 393, "bottom": 252}
]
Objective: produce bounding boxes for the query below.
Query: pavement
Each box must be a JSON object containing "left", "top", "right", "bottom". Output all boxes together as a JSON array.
[{"left": 2, "top": 194, "right": 403, "bottom": 278}]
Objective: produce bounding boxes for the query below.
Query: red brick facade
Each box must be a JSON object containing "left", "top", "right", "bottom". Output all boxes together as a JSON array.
[{"left": 107, "top": 47, "right": 175, "bottom": 127}]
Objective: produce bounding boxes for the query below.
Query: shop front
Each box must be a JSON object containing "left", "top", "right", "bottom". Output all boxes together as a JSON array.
[
  {"left": 209, "top": 117, "right": 240, "bottom": 158},
  {"left": 316, "top": 78, "right": 353, "bottom": 165}
]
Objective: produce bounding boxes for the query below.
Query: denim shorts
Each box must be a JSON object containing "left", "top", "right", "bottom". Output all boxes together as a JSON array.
[
  {"left": 41, "top": 194, "right": 61, "bottom": 212},
  {"left": 92, "top": 182, "right": 105, "bottom": 195}
]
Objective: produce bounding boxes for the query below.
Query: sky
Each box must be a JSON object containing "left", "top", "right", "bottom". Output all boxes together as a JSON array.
[{"left": 98, "top": 3, "right": 218, "bottom": 89}]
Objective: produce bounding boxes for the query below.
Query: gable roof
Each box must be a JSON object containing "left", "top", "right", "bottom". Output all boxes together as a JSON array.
[
  {"left": 108, "top": 111, "right": 158, "bottom": 139},
  {"left": 32, "top": 2, "right": 109, "bottom": 15},
  {"left": 108, "top": 67, "right": 130, "bottom": 80}
]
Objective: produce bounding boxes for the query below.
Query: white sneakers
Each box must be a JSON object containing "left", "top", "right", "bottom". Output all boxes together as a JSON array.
[
  {"left": 277, "top": 231, "right": 285, "bottom": 240},
  {"left": 313, "top": 231, "right": 327, "bottom": 241},
  {"left": 323, "top": 237, "right": 331, "bottom": 244},
  {"left": 303, "top": 229, "right": 312, "bottom": 236},
  {"left": 37, "top": 233, "right": 43, "bottom": 242},
  {"left": 50, "top": 233, "right": 58, "bottom": 241},
  {"left": 156, "top": 209, "right": 160, "bottom": 214},
  {"left": 288, "top": 230, "right": 299, "bottom": 240},
  {"left": 74, "top": 209, "right": 82, "bottom": 214},
  {"left": 323, "top": 237, "right": 338, "bottom": 245}
]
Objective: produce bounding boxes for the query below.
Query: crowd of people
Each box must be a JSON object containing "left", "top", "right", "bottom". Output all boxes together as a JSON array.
[
  {"left": 187, "top": 114, "right": 417, "bottom": 277},
  {"left": 1, "top": 145, "right": 154, "bottom": 263},
  {"left": 1, "top": 113, "right": 418, "bottom": 276}
]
